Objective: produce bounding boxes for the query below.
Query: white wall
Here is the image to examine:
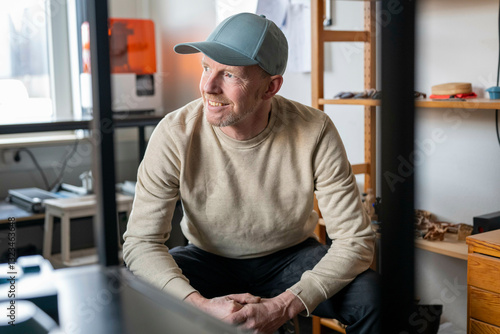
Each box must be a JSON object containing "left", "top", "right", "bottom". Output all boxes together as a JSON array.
[
  {"left": 149, "top": 0, "right": 216, "bottom": 112},
  {"left": 281, "top": 1, "right": 367, "bottom": 166},
  {"left": 415, "top": 0, "right": 500, "bottom": 225},
  {"left": 0, "top": 139, "right": 140, "bottom": 197},
  {"left": 414, "top": 0, "right": 500, "bottom": 330}
]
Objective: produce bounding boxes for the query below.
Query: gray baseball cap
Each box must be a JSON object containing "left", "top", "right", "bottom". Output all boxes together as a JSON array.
[{"left": 174, "top": 12, "right": 288, "bottom": 76}]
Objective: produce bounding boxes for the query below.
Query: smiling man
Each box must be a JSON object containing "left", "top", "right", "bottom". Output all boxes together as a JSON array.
[
  {"left": 123, "top": 12, "right": 379, "bottom": 334},
  {"left": 200, "top": 56, "right": 278, "bottom": 139}
]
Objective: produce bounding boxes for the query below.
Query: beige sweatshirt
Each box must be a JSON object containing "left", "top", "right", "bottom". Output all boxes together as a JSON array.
[{"left": 122, "top": 95, "right": 375, "bottom": 315}]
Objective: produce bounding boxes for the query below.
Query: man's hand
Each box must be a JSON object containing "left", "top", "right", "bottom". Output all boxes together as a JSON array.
[
  {"left": 185, "top": 292, "right": 261, "bottom": 322},
  {"left": 227, "top": 291, "right": 306, "bottom": 334}
]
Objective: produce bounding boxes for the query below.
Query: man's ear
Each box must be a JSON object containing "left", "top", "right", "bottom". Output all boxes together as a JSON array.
[{"left": 262, "top": 75, "right": 283, "bottom": 100}]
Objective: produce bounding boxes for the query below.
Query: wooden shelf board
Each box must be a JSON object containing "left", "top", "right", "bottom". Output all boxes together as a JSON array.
[
  {"left": 322, "top": 30, "right": 369, "bottom": 43},
  {"left": 415, "top": 233, "right": 468, "bottom": 260},
  {"left": 318, "top": 98, "right": 500, "bottom": 109},
  {"left": 415, "top": 98, "right": 500, "bottom": 109},
  {"left": 352, "top": 163, "right": 369, "bottom": 174},
  {"left": 320, "top": 98, "right": 380, "bottom": 106}
]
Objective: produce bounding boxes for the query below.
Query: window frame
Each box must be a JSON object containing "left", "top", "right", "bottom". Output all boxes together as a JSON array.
[
  {"left": 0, "top": 0, "right": 81, "bottom": 144},
  {"left": 48, "top": 0, "right": 74, "bottom": 121}
]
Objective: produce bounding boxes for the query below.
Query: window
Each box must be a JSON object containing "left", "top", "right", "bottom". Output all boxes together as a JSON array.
[{"left": 0, "top": 0, "right": 73, "bottom": 125}]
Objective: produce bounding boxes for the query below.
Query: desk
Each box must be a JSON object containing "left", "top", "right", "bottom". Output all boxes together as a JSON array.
[
  {"left": 51, "top": 265, "right": 240, "bottom": 333},
  {"left": 0, "top": 201, "right": 44, "bottom": 224},
  {"left": 466, "top": 230, "right": 500, "bottom": 333},
  {"left": 0, "top": 263, "right": 240, "bottom": 333}
]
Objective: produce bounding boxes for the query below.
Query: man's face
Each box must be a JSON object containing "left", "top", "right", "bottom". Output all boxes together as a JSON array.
[{"left": 199, "top": 57, "right": 270, "bottom": 128}]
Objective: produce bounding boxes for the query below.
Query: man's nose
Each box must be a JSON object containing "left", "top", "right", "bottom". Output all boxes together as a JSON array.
[{"left": 203, "top": 73, "right": 222, "bottom": 94}]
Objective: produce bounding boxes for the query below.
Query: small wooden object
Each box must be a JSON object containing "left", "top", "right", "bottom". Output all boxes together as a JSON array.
[
  {"left": 431, "top": 82, "right": 472, "bottom": 95},
  {"left": 458, "top": 224, "right": 473, "bottom": 241}
]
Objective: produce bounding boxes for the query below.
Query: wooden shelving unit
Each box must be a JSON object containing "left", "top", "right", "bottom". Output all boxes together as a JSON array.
[
  {"left": 312, "top": 1, "right": 494, "bottom": 332},
  {"left": 311, "top": 1, "right": 376, "bottom": 333},
  {"left": 311, "top": 0, "right": 377, "bottom": 195}
]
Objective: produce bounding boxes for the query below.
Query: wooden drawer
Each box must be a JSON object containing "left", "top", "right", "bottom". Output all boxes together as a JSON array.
[
  {"left": 470, "top": 287, "right": 500, "bottom": 327},
  {"left": 471, "top": 319, "right": 500, "bottom": 334},
  {"left": 468, "top": 253, "right": 500, "bottom": 294}
]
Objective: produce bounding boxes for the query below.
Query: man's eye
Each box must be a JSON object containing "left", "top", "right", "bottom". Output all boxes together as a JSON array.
[
  {"left": 203, "top": 66, "right": 210, "bottom": 72},
  {"left": 225, "top": 72, "right": 234, "bottom": 78}
]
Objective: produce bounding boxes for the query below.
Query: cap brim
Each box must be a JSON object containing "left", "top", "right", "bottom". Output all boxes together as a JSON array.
[{"left": 174, "top": 42, "right": 259, "bottom": 67}]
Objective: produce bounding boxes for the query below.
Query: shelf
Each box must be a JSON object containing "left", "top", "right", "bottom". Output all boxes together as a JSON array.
[
  {"left": 415, "top": 98, "right": 500, "bottom": 109},
  {"left": 0, "top": 114, "right": 164, "bottom": 135},
  {"left": 415, "top": 233, "right": 468, "bottom": 260},
  {"left": 319, "top": 98, "right": 500, "bottom": 109},
  {"left": 320, "top": 98, "right": 380, "bottom": 106}
]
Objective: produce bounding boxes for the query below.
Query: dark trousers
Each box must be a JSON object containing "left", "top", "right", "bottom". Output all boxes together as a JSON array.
[{"left": 170, "top": 238, "right": 380, "bottom": 334}]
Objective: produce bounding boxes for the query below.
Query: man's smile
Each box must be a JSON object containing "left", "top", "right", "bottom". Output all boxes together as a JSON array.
[{"left": 208, "top": 100, "right": 227, "bottom": 107}]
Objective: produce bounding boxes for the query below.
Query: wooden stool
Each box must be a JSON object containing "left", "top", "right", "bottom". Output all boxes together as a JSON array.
[{"left": 43, "top": 194, "right": 133, "bottom": 267}]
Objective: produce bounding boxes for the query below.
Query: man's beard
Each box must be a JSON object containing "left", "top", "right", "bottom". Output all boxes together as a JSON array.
[{"left": 204, "top": 104, "right": 254, "bottom": 128}]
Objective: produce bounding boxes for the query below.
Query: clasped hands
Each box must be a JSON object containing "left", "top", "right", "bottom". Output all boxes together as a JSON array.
[{"left": 185, "top": 290, "right": 305, "bottom": 334}]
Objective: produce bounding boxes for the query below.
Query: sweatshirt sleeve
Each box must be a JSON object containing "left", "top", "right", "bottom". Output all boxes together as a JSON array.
[
  {"left": 122, "top": 119, "right": 197, "bottom": 300},
  {"left": 287, "top": 116, "right": 375, "bottom": 315}
]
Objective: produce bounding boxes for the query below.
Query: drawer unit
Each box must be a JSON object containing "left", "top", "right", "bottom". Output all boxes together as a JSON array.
[
  {"left": 467, "top": 253, "right": 500, "bottom": 294},
  {"left": 467, "top": 230, "right": 500, "bottom": 334},
  {"left": 470, "top": 319, "right": 500, "bottom": 334},
  {"left": 469, "top": 287, "right": 500, "bottom": 327}
]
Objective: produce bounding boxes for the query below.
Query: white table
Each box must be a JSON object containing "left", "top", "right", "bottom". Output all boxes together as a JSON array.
[{"left": 43, "top": 194, "right": 133, "bottom": 267}]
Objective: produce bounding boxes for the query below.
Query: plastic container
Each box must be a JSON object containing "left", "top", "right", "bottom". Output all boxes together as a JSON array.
[{"left": 486, "top": 86, "right": 500, "bottom": 99}]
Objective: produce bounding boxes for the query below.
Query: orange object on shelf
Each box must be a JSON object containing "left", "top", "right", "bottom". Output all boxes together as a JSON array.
[
  {"left": 109, "top": 18, "right": 156, "bottom": 74},
  {"left": 81, "top": 18, "right": 156, "bottom": 75},
  {"left": 429, "top": 92, "right": 477, "bottom": 99}
]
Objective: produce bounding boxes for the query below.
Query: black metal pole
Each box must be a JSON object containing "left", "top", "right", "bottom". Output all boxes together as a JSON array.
[
  {"left": 139, "top": 126, "right": 146, "bottom": 160},
  {"left": 87, "top": 0, "right": 119, "bottom": 266},
  {"left": 380, "top": 0, "right": 415, "bottom": 332}
]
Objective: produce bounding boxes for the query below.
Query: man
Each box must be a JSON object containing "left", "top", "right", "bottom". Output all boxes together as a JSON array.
[{"left": 123, "top": 12, "right": 379, "bottom": 334}]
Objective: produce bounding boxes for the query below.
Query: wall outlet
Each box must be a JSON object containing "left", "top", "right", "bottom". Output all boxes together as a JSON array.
[{"left": 1, "top": 149, "right": 18, "bottom": 165}]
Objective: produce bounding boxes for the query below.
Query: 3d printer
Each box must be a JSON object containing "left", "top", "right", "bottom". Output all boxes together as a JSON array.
[{"left": 80, "top": 18, "right": 160, "bottom": 114}]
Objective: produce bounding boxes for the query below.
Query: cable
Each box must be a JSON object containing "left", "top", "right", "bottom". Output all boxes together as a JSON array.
[
  {"left": 497, "top": 110, "right": 500, "bottom": 147},
  {"left": 48, "top": 140, "right": 80, "bottom": 190},
  {"left": 497, "top": 0, "right": 500, "bottom": 87},
  {"left": 15, "top": 140, "right": 80, "bottom": 191},
  {"left": 15, "top": 148, "right": 50, "bottom": 190}
]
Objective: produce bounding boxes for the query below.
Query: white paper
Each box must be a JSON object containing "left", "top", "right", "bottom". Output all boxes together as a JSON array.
[
  {"left": 214, "top": 0, "right": 311, "bottom": 73},
  {"left": 256, "top": 0, "right": 288, "bottom": 28},
  {"left": 282, "top": 1, "right": 311, "bottom": 73},
  {"left": 216, "top": 0, "right": 258, "bottom": 24}
]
